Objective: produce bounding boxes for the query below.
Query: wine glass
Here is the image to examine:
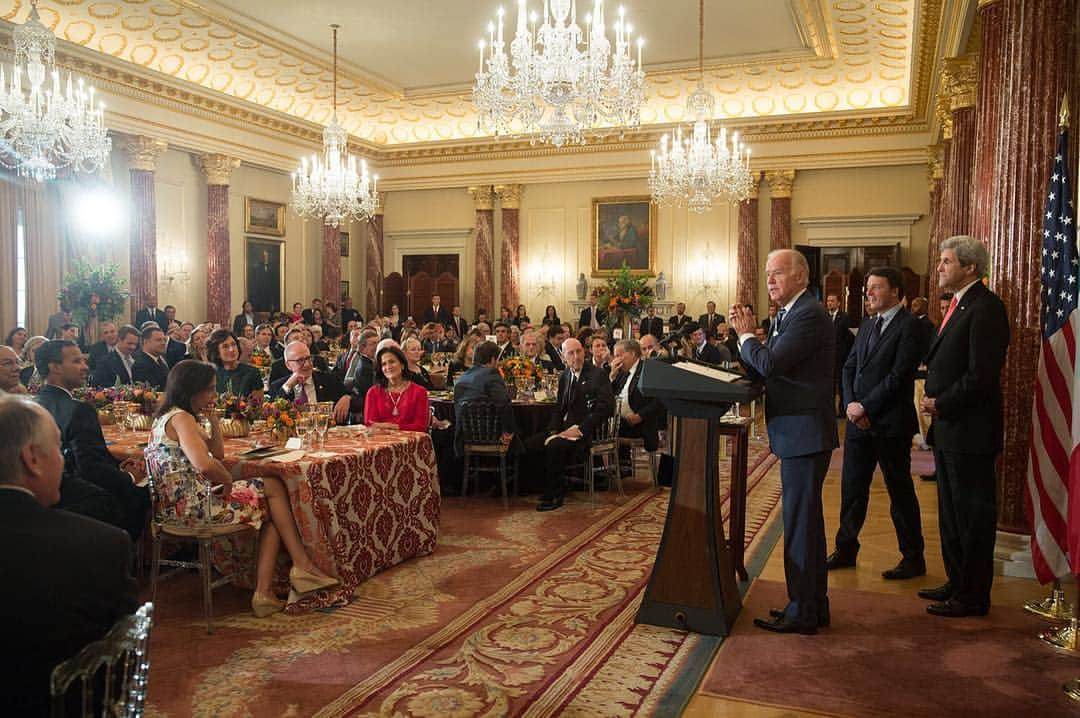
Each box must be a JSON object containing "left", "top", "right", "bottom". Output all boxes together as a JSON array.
[
  {"left": 112, "top": 403, "right": 129, "bottom": 433},
  {"left": 313, "top": 411, "right": 330, "bottom": 449},
  {"left": 294, "top": 414, "right": 313, "bottom": 449}
]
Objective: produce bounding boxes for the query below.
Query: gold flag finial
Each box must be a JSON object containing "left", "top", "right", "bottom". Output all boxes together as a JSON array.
[{"left": 1061, "top": 92, "right": 1070, "bottom": 129}]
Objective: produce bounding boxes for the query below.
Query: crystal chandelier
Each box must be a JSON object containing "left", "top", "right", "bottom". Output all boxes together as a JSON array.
[
  {"left": 473, "top": 0, "right": 646, "bottom": 147},
  {"left": 291, "top": 24, "right": 378, "bottom": 228},
  {"left": 648, "top": 0, "right": 753, "bottom": 213},
  {"left": 0, "top": 0, "right": 111, "bottom": 182}
]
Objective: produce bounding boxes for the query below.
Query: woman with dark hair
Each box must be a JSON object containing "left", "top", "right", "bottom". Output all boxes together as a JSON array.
[
  {"left": 206, "top": 328, "right": 264, "bottom": 399},
  {"left": 309, "top": 307, "right": 329, "bottom": 338},
  {"left": 499, "top": 306, "right": 513, "bottom": 323},
  {"left": 147, "top": 360, "right": 338, "bottom": 617},
  {"left": 287, "top": 302, "right": 304, "bottom": 324},
  {"left": 185, "top": 324, "right": 211, "bottom": 362},
  {"left": 363, "top": 346, "right": 429, "bottom": 431},
  {"left": 513, "top": 304, "right": 530, "bottom": 327},
  {"left": 541, "top": 305, "right": 560, "bottom": 327},
  {"left": 4, "top": 327, "right": 28, "bottom": 354},
  {"left": 447, "top": 330, "right": 482, "bottom": 384},
  {"left": 402, "top": 336, "right": 434, "bottom": 390},
  {"left": 232, "top": 300, "right": 256, "bottom": 336}
]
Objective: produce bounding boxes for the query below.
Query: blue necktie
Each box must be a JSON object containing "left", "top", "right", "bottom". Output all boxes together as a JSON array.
[{"left": 774, "top": 308, "right": 786, "bottom": 336}]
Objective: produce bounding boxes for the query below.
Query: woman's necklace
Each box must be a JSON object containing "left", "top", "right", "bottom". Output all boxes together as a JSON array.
[{"left": 387, "top": 381, "right": 408, "bottom": 416}]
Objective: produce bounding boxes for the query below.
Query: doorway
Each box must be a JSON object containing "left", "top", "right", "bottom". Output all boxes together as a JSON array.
[{"left": 403, "top": 254, "right": 459, "bottom": 320}]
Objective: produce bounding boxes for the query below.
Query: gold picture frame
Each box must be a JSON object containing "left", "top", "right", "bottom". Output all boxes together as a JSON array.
[
  {"left": 244, "top": 197, "right": 286, "bottom": 237},
  {"left": 244, "top": 237, "right": 286, "bottom": 314},
  {"left": 592, "top": 195, "right": 656, "bottom": 277}
]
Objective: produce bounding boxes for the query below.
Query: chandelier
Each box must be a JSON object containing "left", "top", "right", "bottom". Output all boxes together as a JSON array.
[
  {"left": 0, "top": 0, "right": 111, "bottom": 182},
  {"left": 648, "top": 0, "right": 753, "bottom": 213},
  {"left": 291, "top": 24, "right": 378, "bottom": 228},
  {"left": 473, "top": 0, "right": 646, "bottom": 147}
]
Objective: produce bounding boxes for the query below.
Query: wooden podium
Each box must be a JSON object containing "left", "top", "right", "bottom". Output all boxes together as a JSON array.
[{"left": 634, "top": 360, "right": 761, "bottom": 636}]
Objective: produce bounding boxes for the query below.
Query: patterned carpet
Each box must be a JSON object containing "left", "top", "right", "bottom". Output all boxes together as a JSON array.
[{"left": 145, "top": 440, "right": 780, "bottom": 718}]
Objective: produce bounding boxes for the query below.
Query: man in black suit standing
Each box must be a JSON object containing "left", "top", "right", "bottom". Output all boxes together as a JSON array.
[
  {"left": 338, "top": 296, "right": 363, "bottom": 327},
  {"left": 269, "top": 340, "right": 352, "bottom": 423},
  {"left": 134, "top": 300, "right": 166, "bottom": 330},
  {"left": 132, "top": 325, "right": 170, "bottom": 390},
  {"left": 698, "top": 300, "right": 726, "bottom": 340},
  {"left": 0, "top": 395, "right": 138, "bottom": 717},
  {"left": 453, "top": 341, "right": 518, "bottom": 456},
  {"left": 918, "top": 236, "right": 1009, "bottom": 617},
  {"left": 35, "top": 341, "right": 149, "bottom": 538},
  {"left": 826, "top": 293, "right": 855, "bottom": 417},
  {"left": 828, "top": 267, "right": 928, "bottom": 580},
  {"left": 731, "top": 249, "right": 837, "bottom": 634},
  {"left": 638, "top": 306, "right": 664, "bottom": 339},
  {"left": 610, "top": 339, "right": 660, "bottom": 453},
  {"left": 527, "top": 337, "right": 614, "bottom": 511},
  {"left": 578, "top": 295, "right": 605, "bottom": 331},
  {"left": 93, "top": 324, "right": 139, "bottom": 387},
  {"left": 422, "top": 294, "right": 452, "bottom": 328},
  {"left": 669, "top": 302, "right": 692, "bottom": 333},
  {"left": 448, "top": 305, "right": 469, "bottom": 341},
  {"left": 86, "top": 321, "right": 118, "bottom": 372}
]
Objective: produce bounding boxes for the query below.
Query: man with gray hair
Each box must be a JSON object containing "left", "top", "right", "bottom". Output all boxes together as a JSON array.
[
  {"left": 917, "top": 235, "right": 1009, "bottom": 617},
  {"left": 0, "top": 395, "right": 137, "bottom": 715}
]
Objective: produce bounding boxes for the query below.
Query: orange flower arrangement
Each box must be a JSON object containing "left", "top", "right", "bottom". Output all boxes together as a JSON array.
[{"left": 499, "top": 356, "right": 537, "bottom": 380}]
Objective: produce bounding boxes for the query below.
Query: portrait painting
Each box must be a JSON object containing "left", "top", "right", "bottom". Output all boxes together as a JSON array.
[
  {"left": 245, "top": 237, "right": 284, "bottom": 314},
  {"left": 340, "top": 231, "right": 350, "bottom": 257},
  {"left": 244, "top": 197, "right": 286, "bottom": 236},
  {"left": 592, "top": 196, "right": 655, "bottom": 277}
]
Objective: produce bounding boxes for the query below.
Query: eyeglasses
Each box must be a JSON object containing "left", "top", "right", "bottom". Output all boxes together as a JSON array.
[{"left": 287, "top": 356, "right": 313, "bottom": 365}]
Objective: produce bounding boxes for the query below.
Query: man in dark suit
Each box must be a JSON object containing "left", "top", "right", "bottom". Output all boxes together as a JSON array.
[
  {"left": 165, "top": 321, "right": 188, "bottom": 366},
  {"left": 132, "top": 325, "right": 170, "bottom": 390},
  {"left": 543, "top": 325, "right": 568, "bottom": 371},
  {"left": 336, "top": 328, "right": 379, "bottom": 422},
  {"left": 422, "top": 322, "right": 456, "bottom": 355},
  {"left": 689, "top": 323, "right": 728, "bottom": 364},
  {"left": 669, "top": 302, "right": 692, "bottom": 333},
  {"left": 829, "top": 267, "right": 928, "bottom": 580},
  {"left": 448, "top": 305, "right": 469, "bottom": 340},
  {"left": 918, "top": 236, "right": 1009, "bottom": 617},
  {"left": 338, "top": 296, "right": 363, "bottom": 327},
  {"left": 232, "top": 300, "right": 257, "bottom": 336},
  {"left": 35, "top": 341, "right": 149, "bottom": 539},
  {"left": 698, "top": 301, "right": 726, "bottom": 340},
  {"left": 610, "top": 339, "right": 660, "bottom": 452},
  {"left": 134, "top": 301, "right": 167, "bottom": 330},
  {"left": 526, "top": 337, "right": 614, "bottom": 511},
  {"left": 638, "top": 306, "right": 664, "bottom": 339},
  {"left": 422, "top": 294, "right": 452, "bottom": 328},
  {"left": 731, "top": 249, "right": 837, "bottom": 634},
  {"left": 92, "top": 324, "right": 139, "bottom": 387},
  {"left": 0, "top": 395, "right": 138, "bottom": 717},
  {"left": 494, "top": 322, "right": 518, "bottom": 361},
  {"left": 86, "top": 321, "right": 119, "bottom": 372},
  {"left": 453, "top": 341, "right": 518, "bottom": 456},
  {"left": 579, "top": 295, "right": 605, "bottom": 331},
  {"left": 520, "top": 330, "right": 555, "bottom": 371},
  {"left": 301, "top": 298, "right": 323, "bottom": 325},
  {"left": 826, "top": 293, "right": 855, "bottom": 417},
  {"left": 908, "top": 297, "right": 935, "bottom": 355},
  {"left": 759, "top": 304, "right": 776, "bottom": 337},
  {"left": 269, "top": 340, "right": 352, "bottom": 423}
]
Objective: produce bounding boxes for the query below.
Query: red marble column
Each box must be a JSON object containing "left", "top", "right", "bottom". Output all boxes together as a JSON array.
[
  {"left": 469, "top": 186, "right": 496, "bottom": 316},
  {"left": 978, "top": 0, "right": 1079, "bottom": 533},
  {"left": 123, "top": 137, "right": 167, "bottom": 322},
  {"left": 765, "top": 170, "right": 794, "bottom": 252},
  {"left": 322, "top": 225, "right": 341, "bottom": 308},
  {"left": 199, "top": 154, "right": 240, "bottom": 326},
  {"left": 365, "top": 198, "right": 385, "bottom": 318},
  {"left": 495, "top": 184, "right": 523, "bottom": 312},
  {"left": 736, "top": 175, "right": 760, "bottom": 307},
  {"left": 926, "top": 147, "right": 946, "bottom": 321},
  {"left": 940, "top": 56, "right": 978, "bottom": 238},
  {"left": 971, "top": 0, "right": 1007, "bottom": 245}
]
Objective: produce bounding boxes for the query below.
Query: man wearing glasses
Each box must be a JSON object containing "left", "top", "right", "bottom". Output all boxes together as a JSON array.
[{"left": 268, "top": 342, "right": 351, "bottom": 423}]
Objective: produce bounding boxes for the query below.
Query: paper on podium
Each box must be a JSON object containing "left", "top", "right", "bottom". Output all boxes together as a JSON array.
[{"left": 672, "top": 361, "right": 743, "bottom": 383}]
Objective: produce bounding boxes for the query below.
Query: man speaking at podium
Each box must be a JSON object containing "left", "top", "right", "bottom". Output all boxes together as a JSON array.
[{"left": 730, "top": 249, "right": 838, "bottom": 634}]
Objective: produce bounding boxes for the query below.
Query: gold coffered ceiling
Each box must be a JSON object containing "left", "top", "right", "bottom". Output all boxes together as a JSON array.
[{"left": 0, "top": 0, "right": 925, "bottom": 148}]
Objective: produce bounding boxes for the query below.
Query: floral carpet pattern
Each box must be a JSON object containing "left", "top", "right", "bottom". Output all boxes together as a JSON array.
[{"left": 145, "top": 440, "right": 780, "bottom": 717}]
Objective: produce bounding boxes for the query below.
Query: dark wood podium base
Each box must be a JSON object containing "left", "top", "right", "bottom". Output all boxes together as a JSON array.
[{"left": 635, "top": 416, "right": 742, "bottom": 636}]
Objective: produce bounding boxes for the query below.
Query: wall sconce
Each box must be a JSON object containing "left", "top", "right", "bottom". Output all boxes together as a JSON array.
[
  {"left": 532, "top": 256, "right": 558, "bottom": 296},
  {"left": 159, "top": 245, "right": 190, "bottom": 286},
  {"left": 696, "top": 252, "right": 726, "bottom": 297}
]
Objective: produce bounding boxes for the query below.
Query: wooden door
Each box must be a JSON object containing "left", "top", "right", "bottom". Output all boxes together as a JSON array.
[
  {"left": 382, "top": 272, "right": 404, "bottom": 316},
  {"left": 403, "top": 254, "right": 459, "bottom": 319}
]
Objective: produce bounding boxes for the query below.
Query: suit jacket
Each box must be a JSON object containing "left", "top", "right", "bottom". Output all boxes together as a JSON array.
[
  {"left": 86, "top": 340, "right": 113, "bottom": 371},
  {"left": 543, "top": 341, "right": 565, "bottom": 371},
  {"left": 0, "top": 490, "right": 138, "bottom": 717},
  {"left": 669, "top": 313, "right": 692, "bottom": 333},
  {"left": 134, "top": 307, "right": 167, "bottom": 329},
  {"left": 269, "top": 354, "right": 328, "bottom": 384},
  {"left": 698, "top": 312, "right": 725, "bottom": 340},
  {"left": 548, "top": 363, "right": 614, "bottom": 441},
  {"left": 739, "top": 291, "right": 838, "bottom": 459},
  {"left": 911, "top": 314, "right": 935, "bottom": 364},
  {"left": 453, "top": 365, "right": 518, "bottom": 455},
  {"left": 301, "top": 308, "right": 317, "bottom": 325},
  {"left": 447, "top": 315, "right": 469, "bottom": 340},
  {"left": 165, "top": 337, "right": 187, "bottom": 367},
  {"left": 830, "top": 310, "right": 856, "bottom": 368},
  {"left": 338, "top": 307, "right": 362, "bottom": 327},
  {"left": 132, "top": 351, "right": 170, "bottom": 390},
  {"left": 639, "top": 316, "right": 664, "bottom": 339},
  {"left": 924, "top": 281, "right": 1010, "bottom": 454},
  {"left": 422, "top": 305, "right": 452, "bottom": 327},
  {"left": 693, "top": 341, "right": 728, "bottom": 365},
  {"left": 496, "top": 343, "right": 519, "bottom": 361},
  {"left": 92, "top": 350, "right": 134, "bottom": 387},
  {"left": 612, "top": 361, "right": 660, "bottom": 450},
  {"left": 842, "top": 308, "right": 927, "bottom": 439},
  {"left": 232, "top": 313, "right": 256, "bottom": 335},
  {"left": 268, "top": 370, "right": 345, "bottom": 404},
  {"left": 423, "top": 338, "right": 457, "bottom": 355},
  {"left": 578, "top": 305, "right": 606, "bottom": 330}
]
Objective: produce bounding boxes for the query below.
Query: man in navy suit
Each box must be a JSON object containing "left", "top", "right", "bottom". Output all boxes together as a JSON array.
[
  {"left": 268, "top": 341, "right": 352, "bottom": 423},
  {"left": 638, "top": 306, "right": 664, "bottom": 339},
  {"left": 131, "top": 325, "right": 170, "bottom": 390},
  {"left": 826, "top": 293, "right": 855, "bottom": 417},
  {"left": 92, "top": 324, "right": 139, "bottom": 387},
  {"left": 452, "top": 341, "right": 518, "bottom": 456},
  {"left": 731, "top": 249, "right": 837, "bottom": 634},
  {"left": 422, "top": 294, "right": 452, "bottom": 328},
  {"left": 829, "top": 267, "right": 928, "bottom": 579},
  {"left": 918, "top": 236, "right": 1009, "bottom": 617},
  {"left": 134, "top": 301, "right": 167, "bottom": 331}
]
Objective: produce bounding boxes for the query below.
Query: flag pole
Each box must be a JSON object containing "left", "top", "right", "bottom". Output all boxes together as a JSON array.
[{"left": 1025, "top": 578, "right": 1074, "bottom": 619}]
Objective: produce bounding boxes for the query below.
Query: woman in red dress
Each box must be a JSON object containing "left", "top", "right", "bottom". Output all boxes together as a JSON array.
[{"left": 364, "top": 345, "right": 430, "bottom": 432}]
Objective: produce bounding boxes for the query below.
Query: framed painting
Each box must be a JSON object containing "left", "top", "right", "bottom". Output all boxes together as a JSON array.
[
  {"left": 592, "top": 196, "right": 656, "bottom": 277},
  {"left": 244, "top": 197, "right": 286, "bottom": 236},
  {"left": 340, "top": 230, "right": 350, "bottom": 257},
  {"left": 244, "top": 237, "right": 285, "bottom": 314}
]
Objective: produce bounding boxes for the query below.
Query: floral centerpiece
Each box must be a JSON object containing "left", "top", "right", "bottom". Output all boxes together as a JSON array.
[
  {"left": 262, "top": 397, "right": 300, "bottom": 442},
  {"left": 250, "top": 346, "right": 273, "bottom": 370},
  {"left": 594, "top": 261, "right": 654, "bottom": 334},
  {"left": 77, "top": 383, "right": 159, "bottom": 428},
  {"left": 57, "top": 260, "right": 129, "bottom": 325},
  {"left": 499, "top": 355, "right": 540, "bottom": 397},
  {"left": 216, "top": 393, "right": 261, "bottom": 438}
]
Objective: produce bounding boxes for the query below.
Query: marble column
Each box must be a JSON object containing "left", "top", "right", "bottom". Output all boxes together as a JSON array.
[
  {"left": 494, "top": 184, "right": 523, "bottom": 312},
  {"left": 736, "top": 174, "right": 761, "bottom": 307},
  {"left": 469, "top": 186, "right": 496, "bottom": 316},
  {"left": 198, "top": 154, "right": 240, "bottom": 326},
  {"left": 940, "top": 55, "right": 978, "bottom": 238},
  {"left": 123, "top": 136, "right": 167, "bottom": 322},
  {"left": 365, "top": 194, "right": 386, "bottom": 319},
  {"left": 322, "top": 225, "right": 341, "bottom": 309},
  {"left": 971, "top": 0, "right": 1007, "bottom": 245},
  {"left": 765, "top": 170, "right": 795, "bottom": 252},
  {"left": 926, "top": 146, "right": 946, "bottom": 321},
  {"left": 976, "top": 0, "right": 1079, "bottom": 533}
]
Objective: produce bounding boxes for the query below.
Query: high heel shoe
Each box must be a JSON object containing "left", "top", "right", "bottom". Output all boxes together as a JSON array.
[
  {"left": 289, "top": 566, "right": 340, "bottom": 594},
  {"left": 251, "top": 592, "right": 285, "bottom": 618}
]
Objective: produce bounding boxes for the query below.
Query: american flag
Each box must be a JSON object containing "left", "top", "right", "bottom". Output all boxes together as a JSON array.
[{"left": 1027, "top": 118, "right": 1079, "bottom": 583}]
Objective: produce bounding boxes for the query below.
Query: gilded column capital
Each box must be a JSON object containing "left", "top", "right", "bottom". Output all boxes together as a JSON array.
[
  {"left": 935, "top": 87, "right": 953, "bottom": 140},
  {"left": 747, "top": 171, "right": 761, "bottom": 201},
  {"left": 945, "top": 55, "right": 978, "bottom": 111},
  {"left": 764, "top": 170, "right": 795, "bottom": 199},
  {"left": 373, "top": 192, "right": 387, "bottom": 216},
  {"left": 927, "top": 144, "right": 945, "bottom": 192},
  {"left": 197, "top": 153, "right": 241, "bottom": 185},
  {"left": 468, "top": 185, "right": 495, "bottom": 210},
  {"left": 977, "top": 0, "right": 1001, "bottom": 8},
  {"left": 493, "top": 184, "right": 524, "bottom": 209},
  {"left": 122, "top": 136, "right": 167, "bottom": 172}
]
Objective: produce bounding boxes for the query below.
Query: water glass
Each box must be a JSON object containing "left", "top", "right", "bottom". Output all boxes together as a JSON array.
[
  {"left": 295, "top": 414, "right": 313, "bottom": 449},
  {"left": 314, "top": 412, "right": 330, "bottom": 448}
]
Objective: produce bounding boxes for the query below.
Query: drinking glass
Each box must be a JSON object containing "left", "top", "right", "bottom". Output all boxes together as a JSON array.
[
  {"left": 314, "top": 412, "right": 330, "bottom": 449},
  {"left": 295, "top": 414, "right": 313, "bottom": 449},
  {"left": 112, "top": 403, "right": 129, "bottom": 432}
]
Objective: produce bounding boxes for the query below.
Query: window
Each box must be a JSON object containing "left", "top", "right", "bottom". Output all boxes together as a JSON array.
[{"left": 15, "top": 208, "right": 26, "bottom": 329}]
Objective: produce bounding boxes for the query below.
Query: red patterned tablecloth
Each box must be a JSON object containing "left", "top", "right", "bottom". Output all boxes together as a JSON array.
[{"left": 104, "top": 425, "right": 440, "bottom": 613}]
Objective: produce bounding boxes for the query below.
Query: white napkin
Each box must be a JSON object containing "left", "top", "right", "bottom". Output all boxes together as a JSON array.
[{"left": 268, "top": 450, "right": 307, "bottom": 463}]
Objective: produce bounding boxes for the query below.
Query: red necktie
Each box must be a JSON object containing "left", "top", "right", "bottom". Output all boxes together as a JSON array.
[{"left": 938, "top": 296, "right": 958, "bottom": 334}]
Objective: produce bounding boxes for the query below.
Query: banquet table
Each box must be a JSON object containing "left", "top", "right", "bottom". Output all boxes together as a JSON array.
[
  {"left": 104, "top": 424, "right": 440, "bottom": 613},
  {"left": 429, "top": 393, "right": 557, "bottom": 436}
]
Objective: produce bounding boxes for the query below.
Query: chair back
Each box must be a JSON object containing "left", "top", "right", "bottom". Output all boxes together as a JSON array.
[
  {"left": 50, "top": 603, "right": 154, "bottom": 718},
  {"left": 459, "top": 401, "right": 504, "bottom": 444},
  {"left": 592, "top": 396, "right": 621, "bottom": 444},
  {"left": 143, "top": 448, "right": 216, "bottom": 533}
]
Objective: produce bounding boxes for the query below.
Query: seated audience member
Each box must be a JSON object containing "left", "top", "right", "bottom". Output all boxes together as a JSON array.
[
  {"left": 271, "top": 323, "right": 289, "bottom": 358},
  {"left": 499, "top": 306, "right": 514, "bottom": 324},
  {"left": 338, "top": 320, "right": 360, "bottom": 349},
  {"left": 132, "top": 325, "right": 171, "bottom": 390},
  {"left": 639, "top": 306, "right": 664, "bottom": 339},
  {"left": 287, "top": 302, "right": 305, "bottom": 324},
  {"left": 510, "top": 324, "right": 523, "bottom": 350},
  {"left": 753, "top": 326, "right": 768, "bottom": 343},
  {"left": 340, "top": 328, "right": 379, "bottom": 421},
  {"left": 269, "top": 341, "right": 351, "bottom": 423},
  {"left": 423, "top": 322, "right": 456, "bottom": 355},
  {"left": 0, "top": 345, "right": 27, "bottom": 393},
  {"left": 185, "top": 324, "right": 211, "bottom": 362},
  {"left": 232, "top": 300, "right": 257, "bottom": 336},
  {"left": 639, "top": 333, "right": 665, "bottom": 359},
  {"left": 165, "top": 321, "right": 188, "bottom": 366},
  {"left": 541, "top": 304, "right": 560, "bottom": 327},
  {"left": 525, "top": 338, "right": 614, "bottom": 511},
  {"left": 324, "top": 302, "right": 340, "bottom": 336},
  {"left": 86, "top": 321, "right": 118, "bottom": 370},
  {"left": 494, "top": 322, "right": 517, "bottom": 360},
  {"left": 513, "top": 304, "right": 531, "bottom": 328},
  {"left": 309, "top": 308, "right": 330, "bottom": 339},
  {"left": 148, "top": 361, "right": 338, "bottom": 619},
  {"left": 453, "top": 340, "right": 518, "bottom": 455},
  {"left": 302, "top": 298, "right": 323, "bottom": 325},
  {"left": 403, "top": 336, "right": 435, "bottom": 390},
  {"left": 163, "top": 304, "right": 178, "bottom": 326},
  {"left": 309, "top": 323, "right": 330, "bottom": 353},
  {"left": 240, "top": 324, "right": 256, "bottom": 342},
  {"left": 5, "top": 326, "right": 28, "bottom": 354},
  {"left": 207, "top": 328, "right": 264, "bottom": 400},
  {"left": 60, "top": 323, "right": 81, "bottom": 346},
  {"left": 689, "top": 323, "right": 729, "bottom": 364},
  {"left": 364, "top": 346, "right": 430, "bottom": 432},
  {"left": 544, "top": 325, "right": 568, "bottom": 371},
  {"left": 475, "top": 308, "right": 490, "bottom": 326},
  {"left": 35, "top": 340, "right": 149, "bottom": 538},
  {"left": 475, "top": 321, "right": 493, "bottom": 337},
  {"left": 92, "top": 325, "right": 139, "bottom": 387},
  {"left": 20, "top": 335, "right": 48, "bottom": 389},
  {"left": 268, "top": 328, "right": 328, "bottom": 383},
  {"left": 760, "top": 304, "right": 777, "bottom": 336},
  {"left": 609, "top": 339, "right": 660, "bottom": 453},
  {"left": 0, "top": 395, "right": 137, "bottom": 717},
  {"left": 178, "top": 321, "right": 195, "bottom": 343},
  {"left": 520, "top": 330, "right": 554, "bottom": 371},
  {"left": 588, "top": 335, "right": 611, "bottom": 371},
  {"left": 254, "top": 323, "right": 277, "bottom": 361},
  {"left": 448, "top": 331, "right": 483, "bottom": 383}
]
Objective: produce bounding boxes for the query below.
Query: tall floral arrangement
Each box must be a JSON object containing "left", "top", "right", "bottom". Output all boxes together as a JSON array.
[
  {"left": 595, "top": 261, "right": 654, "bottom": 330},
  {"left": 57, "top": 260, "right": 129, "bottom": 325}
]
